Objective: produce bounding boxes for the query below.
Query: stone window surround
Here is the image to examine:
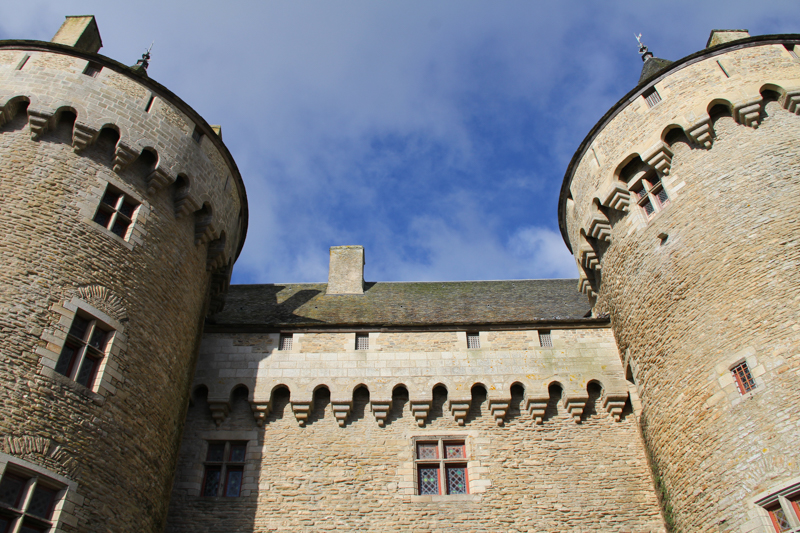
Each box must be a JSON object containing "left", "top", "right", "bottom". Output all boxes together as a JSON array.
[
  {"left": 400, "top": 430, "right": 488, "bottom": 502},
  {"left": 78, "top": 172, "right": 150, "bottom": 251},
  {"left": 178, "top": 431, "right": 258, "bottom": 498},
  {"left": 36, "top": 297, "right": 127, "bottom": 403},
  {"left": 748, "top": 478, "right": 800, "bottom": 532},
  {"left": 711, "top": 347, "right": 766, "bottom": 408},
  {"left": 0, "top": 453, "right": 79, "bottom": 533}
]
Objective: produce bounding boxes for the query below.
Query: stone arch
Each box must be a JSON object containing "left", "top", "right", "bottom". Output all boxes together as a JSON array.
[
  {"left": 229, "top": 383, "right": 250, "bottom": 403},
  {"left": 308, "top": 384, "right": 331, "bottom": 425},
  {"left": 582, "top": 379, "right": 604, "bottom": 421},
  {"left": 207, "top": 231, "right": 227, "bottom": 271},
  {"left": 172, "top": 173, "right": 196, "bottom": 217},
  {"left": 126, "top": 146, "right": 158, "bottom": 182},
  {"left": 75, "top": 284, "right": 128, "bottom": 323},
  {"left": 661, "top": 124, "right": 694, "bottom": 149},
  {"left": 707, "top": 98, "right": 734, "bottom": 121},
  {"left": 190, "top": 384, "right": 208, "bottom": 407}
]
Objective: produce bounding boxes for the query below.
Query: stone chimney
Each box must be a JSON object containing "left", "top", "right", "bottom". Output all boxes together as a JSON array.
[
  {"left": 326, "top": 246, "right": 365, "bottom": 295},
  {"left": 706, "top": 29, "right": 750, "bottom": 49},
  {"left": 51, "top": 16, "right": 103, "bottom": 53}
]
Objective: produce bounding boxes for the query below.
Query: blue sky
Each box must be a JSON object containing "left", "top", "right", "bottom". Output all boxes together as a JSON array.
[{"left": 1, "top": 2, "right": 796, "bottom": 284}]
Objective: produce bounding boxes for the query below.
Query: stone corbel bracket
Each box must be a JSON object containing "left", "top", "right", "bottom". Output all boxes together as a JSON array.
[
  {"left": 526, "top": 395, "right": 550, "bottom": 425},
  {"left": 782, "top": 89, "right": 800, "bottom": 114},
  {"left": 410, "top": 401, "right": 431, "bottom": 427},
  {"left": 577, "top": 243, "right": 599, "bottom": 271},
  {"left": 602, "top": 392, "right": 629, "bottom": 422},
  {"left": 331, "top": 400, "right": 352, "bottom": 427},
  {"left": 195, "top": 217, "right": 218, "bottom": 246},
  {"left": 146, "top": 167, "right": 173, "bottom": 195},
  {"left": 641, "top": 141, "right": 673, "bottom": 176},
  {"left": 685, "top": 118, "right": 714, "bottom": 148},
  {"left": 488, "top": 398, "right": 511, "bottom": 426},
  {"left": 733, "top": 98, "right": 763, "bottom": 128},
  {"left": 175, "top": 191, "right": 201, "bottom": 219},
  {"left": 584, "top": 212, "right": 612, "bottom": 242},
  {"left": 207, "top": 400, "right": 231, "bottom": 427},
  {"left": 72, "top": 122, "right": 98, "bottom": 152},
  {"left": 597, "top": 181, "right": 630, "bottom": 212},
  {"left": 562, "top": 393, "right": 589, "bottom": 423},
  {"left": 112, "top": 142, "right": 138, "bottom": 172},
  {"left": 577, "top": 271, "right": 596, "bottom": 297},
  {"left": 250, "top": 400, "right": 271, "bottom": 427},
  {"left": 370, "top": 400, "right": 392, "bottom": 427},
  {"left": 291, "top": 401, "right": 312, "bottom": 427},
  {"left": 28, "top": 108, "right": 52, "bottom": 140},
  {"left": 447, "top": 398, "right": 471, "bottom": 426}
]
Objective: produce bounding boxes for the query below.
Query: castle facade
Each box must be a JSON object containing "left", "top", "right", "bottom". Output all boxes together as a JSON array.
[{"left": 0, "top": 16, "right": 797, "bottom": 533}]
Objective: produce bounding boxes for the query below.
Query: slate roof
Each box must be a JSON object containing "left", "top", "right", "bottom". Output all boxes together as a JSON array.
[{"left": 208, "top": 279, "right": 593, "bottom": 329}]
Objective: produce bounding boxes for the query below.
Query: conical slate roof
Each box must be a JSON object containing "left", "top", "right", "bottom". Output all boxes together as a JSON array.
[{"left": 639, "top": 55, "right": 673, "bottom": 84}]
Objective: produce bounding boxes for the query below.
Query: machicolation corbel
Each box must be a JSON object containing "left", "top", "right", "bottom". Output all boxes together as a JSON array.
[
  {"left": 597, "top": 182, "right": 630, "bottom": 212},
  {"left": 733, "top": 97, "right": 763, "bottom": 128},
  {"left": 146, "top": 167, "right": 172, "bottom": 195},
  {"left": 291, "top": 401, "right": 312, "bottom": 427},
  {"left": 72, "top": 122, "right": 98, "bottom": 152},
  {"left": 410, "top": 400, "right": 431, "bottom": 427},
  {"left": 28, "top": 109, "right": 52, "bottom": 140},
  {"left": 781, "top": 88, "right": 800, "bottom": 114},
  {"left": 641, "top": 141, "right": 673, "bottom": 175},
  {"left": 113, "top": 143, "right": 138, "bottom": 172},
  {"left": 602, "top": 392, "right": 629, "bottom": 422},
  {"left": 370, "top": 400, "right": 392, "bottom": 427},
  {"left": 448, "top": 398, "right": 471, "bottom": 426},
  {"left": 488, "top": 398, "right": 511, "bottom": 426},
  {"left": 686, "top": 118, "right": 714, "bottom": 148},
  {"left": 208, "top": 400, "right": 231, "bottom": 427},
  {"left": 526, "top": 395, "right": 550, "bottom": 424},
  {"left": 563, "top": 394, "right": 588, "bottom": 423},
  {"left": 331, "top": 400, "right": 352, "bottom": 427},
  {"left": 250, "top": 401, "right": 270, "bottom": 427}
]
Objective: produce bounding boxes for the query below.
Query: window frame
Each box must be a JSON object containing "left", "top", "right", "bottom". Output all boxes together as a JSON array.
[
  {"left": 539, "top": 330, "right": 553, "bottom": 348},
  {"left": 0, "top": 455, "right": 76, "bottom": 533},
  {"left": 731, "top": 360, "right": 756, "bottom": 395},
  {"left": 202, "top": 441, "right": 247, "bottom": 498},
  {"left": 92, "top": 184, "right": 140, "bottom": 241},
  {"left": 278, "top": 333, "right": 293, "bottom": 351},
  {"left": 466, "top": 332, "right": 480, "bottom": 350},
  {"left": 630, "top": 174, "right": 669, "bottom": 219},
  {"left": 754, "top": 482, "right": 800, "bottom": 532},
  {"left": 643, "top": 87, "right": 662, "bottom": 108},
  {"left": 54, "top": 311, "right": 113, "bottom": 390},
  {"left": 413, "top": 437, "right": 469, "bottom": 496},
  {"left": 355, "top": 333, "right": 369, "bottom": 351}
]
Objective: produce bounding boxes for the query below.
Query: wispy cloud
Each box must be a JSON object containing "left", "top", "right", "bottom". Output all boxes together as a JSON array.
[{"left": 1, "top": 1, "right": 795, "bottom": 284}]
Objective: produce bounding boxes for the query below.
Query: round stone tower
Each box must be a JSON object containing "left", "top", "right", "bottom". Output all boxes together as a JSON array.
[
  {"left": 560, "top": 32, "right": 800, "bottom": 531},
  {"left": 0, "top": 16, "right": 247, "bottom": 532}
]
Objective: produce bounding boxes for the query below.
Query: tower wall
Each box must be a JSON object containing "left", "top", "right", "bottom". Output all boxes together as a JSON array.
[
  {"left": 561, "top": 38, "right": 800, "bottom": 531},
  {"left": 0, "top": 40, "right": 246, "bottom": 532}
]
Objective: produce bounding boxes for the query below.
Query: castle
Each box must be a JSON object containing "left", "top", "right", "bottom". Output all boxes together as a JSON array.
[{"left": 0, "top": 16, "right": 797, "bottom": 533}]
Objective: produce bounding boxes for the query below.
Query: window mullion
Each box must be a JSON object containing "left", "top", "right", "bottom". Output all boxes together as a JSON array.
[
  {"left": 71, "top": 345, "right": 88, "bottom": 380},
  {"left": 107, "top": 212, "right": 119, "bottom": 231},
  {"left": 780, "top": 496, "right": 800, "bottom": 528}
]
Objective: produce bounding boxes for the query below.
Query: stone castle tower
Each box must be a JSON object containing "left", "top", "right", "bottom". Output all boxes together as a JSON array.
[
  {"left": 561, "top": 31, "right": 800, "bottom": 531},
  {"left": 0, "top": 16, "right": 246, "bottom": 532}
]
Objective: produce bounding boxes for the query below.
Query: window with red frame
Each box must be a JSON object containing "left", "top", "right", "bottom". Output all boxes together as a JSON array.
[
  {"left": 630, "top": 173, "right": 669, "bottom": 218},
  {"left": 202, "top": 441, "right": 247, "bottom": 497},
  {"left": 54, "top": 312, "right": 113, "bottom": 389},
  {"left": 766, "top": 494, "right": 800, "bottom": 532},
  {"left": 0, "top": 468, "right": 63, "bottom": 533},
  {"left": 731, "top": 361, "right": 756, "bottom": 394},
  {"left": 415, "top": 438, "right": 468, "bottom": 496}
]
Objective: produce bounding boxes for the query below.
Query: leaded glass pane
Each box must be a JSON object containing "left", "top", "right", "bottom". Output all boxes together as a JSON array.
[
  {"left": 75, "top": 356, "right": 98, "bottom": 387},
  {"left": 771, "top": 507, "right": 791, "bottom": 531},
  {"left": 207, "top": 443, "right": 225, "bottom": 462},
  {"left": 445, "top": 443, "right": 464, "bottom": 459},
  {"left": 279, "top": 334, "right": 292, "bottom": 351},
  {"left": 89, "top": 327, "right": 108, "bottom": 350},
  {"left": 0, "top": 517, "right": 11, "bottom": 532},
  {"left": 225, "top": 469, "right": 243, "bottom": 497},
  {"left": 203, "top": 468, "right": 221, "bottom": 497},
  {"left": 111, "top": 219, "right": 129, "bottom": 238},
  {"left": 229, "top": 444, "right": 246, "bottom": 463},
  {"left": 446, "top": 466, "right": 467, "bottom": 495},
  {"left": 119, "top": 200, "right": 136, "bottom": 218},
  {"left": 27, "top": 486, "right": 55, "bottom": 519},
  {"left": 0, "top": 475, "right": 24, "bottom": 507},
  {"left": 467, "top": 333, "right": 480, "bottom": 349},
  {"left": 68, "top": 317, "right": 90, "bottom": 340},
  {"left": 55, "top": 344, "right": 77, "bottom": 376},
  {"left": 93, "top": 209, "right": 111, "bottom": 228},
  {"left": 656, "top": 187, "right": 669, "bottom": 206},
  {"left": 417, "top": 443, "right": 438, "bottom": 460},
  {"left": 642, "top": 199, "right": 654, "bottom": 216},
  {"left": 355, "top": 334, "right": 369, "bottom": 350},
  {"left": 101, "top": 191, "right": 121, "bottom": 207},
  {"left": 418, "top": 466, "right": 439, "bottom": 495}
]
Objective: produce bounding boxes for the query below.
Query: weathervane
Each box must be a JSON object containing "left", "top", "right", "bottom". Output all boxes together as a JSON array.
[
  {"left": 135, "top": 42, "right": 153, "bottom": 72},
  {"left": 635, "top": 33, "right": 653, "bottom": 62}
]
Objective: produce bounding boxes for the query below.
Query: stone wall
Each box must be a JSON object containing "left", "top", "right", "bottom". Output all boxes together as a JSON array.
[
  {"left": 166, "top": 327, "right": 666, "bottom": 532},
  {"left": 0, "top": 44, "right": 244, "bottom": 532},
  {"left": 563, "top": 39, "right": 800, "bottom": 532}
]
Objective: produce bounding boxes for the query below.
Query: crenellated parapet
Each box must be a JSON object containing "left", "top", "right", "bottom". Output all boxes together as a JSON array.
[{"left": 0, "top": 42, "right": 247, "bottom": 305}]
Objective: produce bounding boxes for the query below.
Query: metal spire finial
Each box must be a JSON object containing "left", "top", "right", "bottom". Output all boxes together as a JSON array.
[
  {"left": 136, "top": 42, "right": 153, "bottom": 72},
  {"left": 635, "top": 33, "right": 653, "bottom": 62}
]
